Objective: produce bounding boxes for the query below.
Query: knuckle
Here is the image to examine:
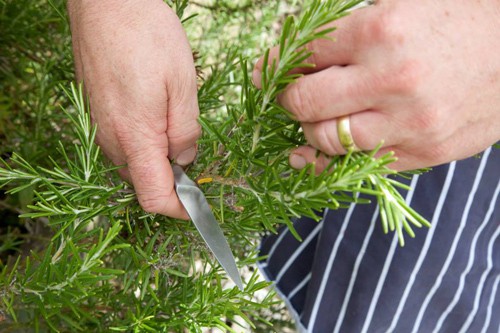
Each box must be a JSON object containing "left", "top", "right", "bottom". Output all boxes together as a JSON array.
[
  {"left": 168, "top": 120, "right": 201, "bottom": 143},
  {"left": 114, "top": 122, "right": 168, "bottom": 157},
  {"left": 363, "top": 10, "right": 403, "bottom": 46},
  {"left": 315, "top": 153, "right": 333, "bottom": 173},
  {"left": 115, "top": 131, "right": 140, "bottom": 157},
  {"left": 173, "top": 74, "right": 198, "bottom": 101},
  {"left": 404, "top": 107, "right": 453, "bottom": 166},
  {"left": 127, "top": 158, "right": 158, "bottom": 183},
  {"left": 130, "top": 165, "right": 174, "bottom": 214},
  {"left": 410, "top": 106, "right": 442, "bottom": 134},
  {"left": 421, "top": 140, "right": 453, "bottom": 166},
  {"left": 138, "top": 195, "right": 166, "bottom": 214},
  {"left": 318, "top": 126, "right": 336, "bottom": 155},
  {"left": 384, "top": 61, "right": 424, "bottom": 94},
  {"left": 305, "top": 39, "right": 321, "bottom": 65},
  {"left": 311, "top": 121, "right": 343, "bottom": 155},
  {"left": 284, "top": 81, "right": 316, "bottom": 121}
]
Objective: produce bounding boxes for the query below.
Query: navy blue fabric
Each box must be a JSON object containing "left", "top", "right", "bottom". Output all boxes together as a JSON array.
[{"left": 260, "top": 147, "right": 500, "bottom": 333}]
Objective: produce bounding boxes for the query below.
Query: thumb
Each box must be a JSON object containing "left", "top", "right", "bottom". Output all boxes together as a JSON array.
[{"left": 125, "top": 137, "right": 188, "bottom": 220}]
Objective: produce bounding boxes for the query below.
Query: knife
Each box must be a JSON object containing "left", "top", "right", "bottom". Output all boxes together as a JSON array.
[{"left": 172, "top": 165, "right": 243, "bottom": 290}]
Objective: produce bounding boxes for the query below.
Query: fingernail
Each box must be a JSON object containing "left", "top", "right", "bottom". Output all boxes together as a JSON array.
[
  {"left": 290, "top": 154, "right": 307, "bottom": 169},
  {"left": 252, "top": 69, "right": 262, "bottom": 88},
  {"left": 176, "top": 147, "right": 196, "bottom": 166}
]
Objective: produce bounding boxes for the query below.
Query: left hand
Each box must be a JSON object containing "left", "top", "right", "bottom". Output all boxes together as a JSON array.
[{"left": 253, "top": 0, "right": 500, "bottom": 171}]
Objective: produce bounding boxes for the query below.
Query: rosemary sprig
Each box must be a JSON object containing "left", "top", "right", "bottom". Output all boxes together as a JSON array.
[{"left": 0, "top": 0, "right": 431, "bottom": 331}]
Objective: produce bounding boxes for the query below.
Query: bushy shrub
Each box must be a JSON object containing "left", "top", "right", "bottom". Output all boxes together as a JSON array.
[{"left": 0, "top": 1, "right": 427, "bottom": 331}]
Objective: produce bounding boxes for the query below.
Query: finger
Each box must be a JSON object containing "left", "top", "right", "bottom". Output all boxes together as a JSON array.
[
  {"left": 290, "top": 145, "right": 401, "bottom": 174},
  {"left": 289, "top": 146, "right": 333, "bottom": 174},
  {"left": 125, "top": 138, "right": 189, "bottom": 220},
  {"left": 375, "top": 118, "right": 491, "bottom": 172},
  {"left": 289, "top": 145, "right": 419, "bottom": 174},
  {"left": 68, "top": 3, "right": 84, "bottom": 82},
  {"left": 165, "top": 38, "right": 202, "bottom": 166},
  {"left": 117, "top": 167, "right": 132, "bottom": 184},
  {"left": 252, "top": 5, "right": 376, "bottom": 88},
  {"left": 279, "top": 65, "right": 380, "bottom": 122},
  {"left": 301, "top": 110, "right": 395, "bottom": 156}
]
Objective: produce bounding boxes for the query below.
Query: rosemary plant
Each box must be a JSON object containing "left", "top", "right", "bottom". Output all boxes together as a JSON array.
[{"left": 0, "top": 0, "right": 430, "bottom": 331}]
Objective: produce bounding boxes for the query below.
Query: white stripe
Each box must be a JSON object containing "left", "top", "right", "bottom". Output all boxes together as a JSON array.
[
  {"left": 461, "top": 230, "right": 500, "bottom": 333},
  {"left": 266, "top": 227, "right": 289, "bottom": 262},
  {"left": 433, "top": 204, "right": 496, "bottom": 329},
  {"left": 275, "top": 223, "right": 323, "bottom": 283},
  {"left": 274, "top": 209, "right": 328, "bottom": 283},
  {"left": 480, "top": 275, "right": 500, "bottom": 333},
  {"left": 332, "top": 206, "right": 380, "bottom": 333},
  {"left": 386, "top": 162, "right": 456, "bottom": 333},
  {"left": 458, "top": 180, "right": 500, "bottom": 333},
  {"left": 306, "top": 202, "right": 358, "bottom": 332},
  {"left": 267, "top": 208, "right": 329, "bottom": 263},
  {"left": 432, "top": 154, "right": 496, "bottom": 333},
  {"left": 411, "top": 148, "right": 491, "bottom": 333},
  {"left": 256, "top": 260, "right": 307, "bottom": 333},
  {"left": 288, "top": 272, "right": 312, "bottom": 300},
  {"left": 360, "top": 175, "right": 420, "bottom": 333}
]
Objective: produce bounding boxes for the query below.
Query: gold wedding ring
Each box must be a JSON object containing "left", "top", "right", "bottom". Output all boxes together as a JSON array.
[{"left": 337, "top": 115, "right": 361, "bottom": 152}]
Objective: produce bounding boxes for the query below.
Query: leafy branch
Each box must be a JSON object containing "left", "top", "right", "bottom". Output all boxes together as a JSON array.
[
  {"left": 196, "top": 0, "right": 430, "bottom": 245},
  {"left": 0, "top": 0, "right": 431, "bottom": 331}
]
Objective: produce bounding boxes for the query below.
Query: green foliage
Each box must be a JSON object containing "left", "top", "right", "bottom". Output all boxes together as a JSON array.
[
  {"left": 0, "top": 0, "right": 73, "bottom": 159},
  {"left": 0, "top": 85, "right": 279, "bottom": 330},
  {"left": 0, "top": 0, "right": 431, "bottom": 331},
  {"left": 195, "top": 0, "right": 429, "bottom": 244}
]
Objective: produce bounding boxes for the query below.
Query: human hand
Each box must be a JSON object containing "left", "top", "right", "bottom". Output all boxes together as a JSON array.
[
  {"left": 68, "top": 0, "right": 201, "bottom": 219},
  {"left": 253, "top": 0, "right": 500, "bottom": 171}
]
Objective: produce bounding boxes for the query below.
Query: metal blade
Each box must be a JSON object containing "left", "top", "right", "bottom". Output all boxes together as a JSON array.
[{"left": 172, "top": 165, "right": 243, "bottom": 290}]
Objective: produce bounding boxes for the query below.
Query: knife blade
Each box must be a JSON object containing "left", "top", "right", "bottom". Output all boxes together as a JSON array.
[{"left": 172, "top": 165, "right": 243, "bottom": 290}]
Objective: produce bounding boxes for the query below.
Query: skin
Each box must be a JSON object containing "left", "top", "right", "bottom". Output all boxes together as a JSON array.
[
  {"left": 254, "top": 0, "right": 500, "bottom": 172},
  {"left": 67, "top": 0, "right": 201, "bottom": 219},
  {"left": 68, "top": 0, "right": 500, "bottom": 219}
]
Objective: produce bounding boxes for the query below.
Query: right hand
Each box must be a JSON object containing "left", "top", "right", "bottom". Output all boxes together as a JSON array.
[
  {"left": 253, "top": 0, "right": 500, "bottom": 172},
  {"left": 68, "top": 0, "right": 201, "bottom": 219}
]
